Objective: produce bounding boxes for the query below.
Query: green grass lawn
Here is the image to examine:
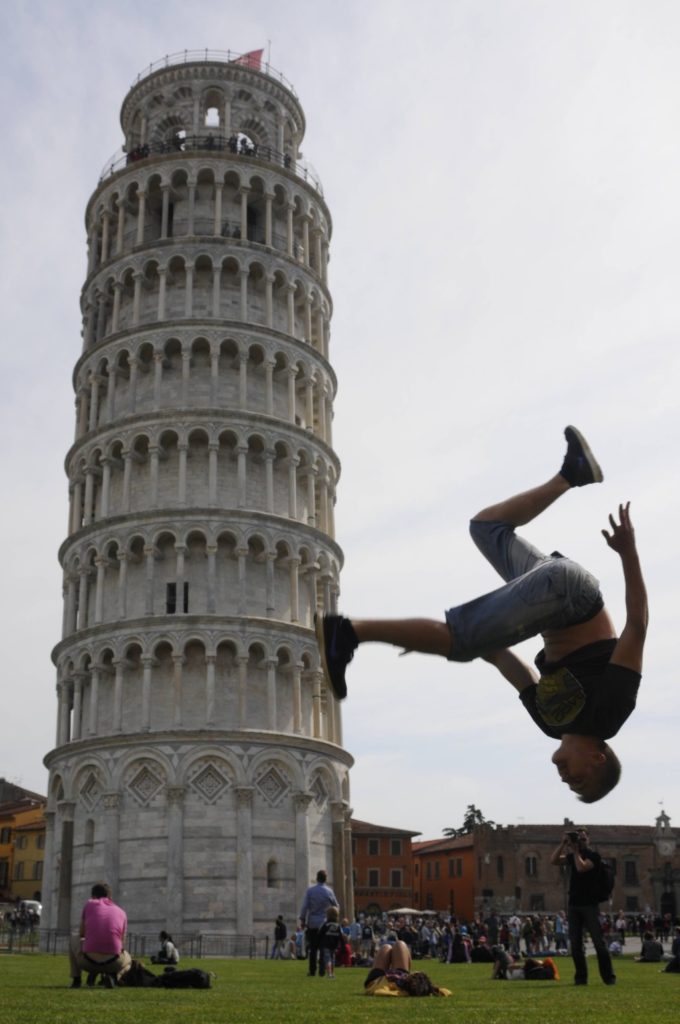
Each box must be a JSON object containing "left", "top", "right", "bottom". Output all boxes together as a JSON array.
[{"left": 0, "top": 954, "right": 677, "bottom": 1024}]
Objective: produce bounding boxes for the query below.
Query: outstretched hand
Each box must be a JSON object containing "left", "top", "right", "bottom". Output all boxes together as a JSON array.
[{"left": 602, "top": 502, "right": 636, "bottom": 555}]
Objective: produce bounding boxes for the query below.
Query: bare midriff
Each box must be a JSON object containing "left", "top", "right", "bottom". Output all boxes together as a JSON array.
[{"left": 541, "top": 606, "right": 617, "bottom": 663}]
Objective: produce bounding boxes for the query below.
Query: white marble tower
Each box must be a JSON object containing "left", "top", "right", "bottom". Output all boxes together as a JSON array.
[{"left": 43, "top": 50, "right": 353, "bottom": 938}]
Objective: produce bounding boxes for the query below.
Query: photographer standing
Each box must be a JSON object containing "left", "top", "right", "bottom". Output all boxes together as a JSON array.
[{"left": 550, "top": 828, "right": 615, "bottom": 986}]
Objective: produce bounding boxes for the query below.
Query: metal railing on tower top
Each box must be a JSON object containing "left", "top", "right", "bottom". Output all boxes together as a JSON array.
[{"left": 130, "top": 49, "right": 297, "bottom": 96}]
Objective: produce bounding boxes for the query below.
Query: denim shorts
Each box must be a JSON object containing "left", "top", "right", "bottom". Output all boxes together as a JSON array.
[{"left": 445, "top": 519, "right": 603, "bottom": 662}]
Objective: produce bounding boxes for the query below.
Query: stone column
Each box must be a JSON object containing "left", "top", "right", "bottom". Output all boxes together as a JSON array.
[
  {"left": 122, "top": 450, "right": 132, "bottom": 512},
  {"left": 172, "top": 653, "right": 184, "bottom": 727},
  {"left": 264, "top": 192, "right": 273, "bottom": 246},
  {"left": 129, "top": 357, "right": 139, "bottom": 412},
  {"left": 161, "top": 186, "right": 170, "bottom": 239},
  {"left": 266, "top": 657, "right": 277, "bottom": 729},
  {"left": 184, "top": 264, "right": 194, "bottom": 318},
  {"left": 141, "top": 655, "right": 153, "bottom": 731},
  {"left": 312, "top": 670, "right": 322, "bottom": 738},
  {"left": 112, "top": 659, "right": 124, "bottom": 732},
  {"left": 144, "top": 544, "right": 156, "bottom": 615},
  {"left": 178, "top": 444, "right": 188, "bottom": 505},
  {"left": 71, "top": 673, "right": 84, "bottom": 741},
  {"left": 56, "top": 800, "right": 75, "bottom": 930},
  {"left": 287, "top": 457, "right": 299, "bottom": 519},
  {"left": 77, "top": 567, "right": 89, "bottom": 630},
  {"left": 83, "top": 468, "right": 95, "bottom": 526},
  {"left": 208, "top": 443, "right": 218, "bottom": 505},
  {"left": 235, "top": 787, "right": 254, "bottom": 934},
  {"left": 177, "top": 350, "right": 189, "bottom": 405},
  {"left": 265, "top": 276, "right": 274, "bottom": 328},
  {"left": 111, "top": 282, "right": 122, "bottom": 333},
  {"left": 100, "top": 211, "right": 111, "bottom": 263},
  {"left": 238, "top": 353, "right": 248, "bottom": 409},
  {"left": 331, "top": 801, "right": 348, "bottom": 915},
  {"left": 136, "top": 190, "right": 146, "bottom": 245},
  {"left": 236, "top": 445, "right": 247, "bottom": 507},
  {"left": 166, "top": 786, "right": 186, "bottom": 933},
  {"left": 239, "top": 188, "right": 249, "bottom": 240},
  {"left": 292, "top": 661, "right": 303, "bottom": 733},
  {"left": 302, "top": 215, "right": 310, "bottom": 266},
  {"left": 264, "top": 451, "right": 275, "bottom": 513},
  {"left": 103, "top": 793, "right": 120, "bottom": 893},
  {"left": 206, "top": 544, "right": 217, "bottom": 613},
  {"left": 94, "top": 555, "right": 107, "bottom": 624},
  {"left": 88, "top": 665, "right": 100, "bottom": 735},
  {"left": 294, "top": 792, "right": 313, "bottom": 913},
  {"left": 286, "top": 203, "right": 294, "bottom": 257},
  {"left": 41, "top": 810, "right": 56, "bottom": 935},
  {"left": 132, "top": 271, "right": 142, "bottom": 325},
  {"left": 153, "top": 352, "right": 164, "bottom": 408},
  {"left": 117, "top": 552, "right": 128, "bottom": 618},
  {"left": 106, "top": 363, "right": 117, "bottom": 419},
  {"left": 240, "top": 268, "right": 249, "bottom": 321},
  {"left": 287, "top": 368, "right": 297, "bottom": 424},
  {"left": 237, "top": 548, "right": 247, "bottom": 615},
  {"left": 210, "top": 349, "right": 220, "bottom": 404},
  {"left": 288, "top": 557, "right": 300, "bottom": 623},
  {"left": 187, "top": 181, "right": 196, "bottom": 235},
  {"left": 237, "top": 654, "right": 248, "bottom": 726},
  {"left": 149, "top": 444, "right": 160, "bottom": 504},
  {"left": 212, "top": 266, "right": 221, "bottom": 317},
  {"left": 115, "top": 199, "right": 126, "bottom": 254},
  {"left": 57, "top": 681, "right": 71, "bottom": 745},
  {"left": 213, "top": 183, "right": 223, "bottom": 235},
  {"left": 157, "top": 266, "right": 167, "bottom": 319},
  {"left": 205, "top": 653, "right": 216, "bottom": 725},
  {"left": 88, "top": 374, "right": 101, "bottom": 431},
  {"left": 175, "top": 543, "right": 186, "bottom": 608},
  {"left": 286, "top": 284, "right": 295, "bottom": 335}
]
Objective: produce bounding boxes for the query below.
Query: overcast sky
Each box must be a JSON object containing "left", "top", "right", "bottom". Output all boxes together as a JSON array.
[{"left": 2, "top": 0, "right": 679, "bottom": 841}]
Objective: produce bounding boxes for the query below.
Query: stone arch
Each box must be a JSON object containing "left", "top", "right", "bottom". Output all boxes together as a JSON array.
[
  {"left": 215, "top": 527, "right": 239, "bottom": 616},
  {"left": 156, "top": 427, "right": 180, "bottom": 508}
]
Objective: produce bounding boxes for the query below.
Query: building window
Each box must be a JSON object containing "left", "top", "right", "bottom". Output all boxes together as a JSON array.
[
  {"left": 390, "top": 869, "right": 403, "bottom": 888},
  {"left": 426, "top": 862, "right": 432, "bottom": 880},
  {"left": 414, "top": 863, "right": 419, "bottom": 877},
  {"left": 352, "top": 869, "right": 357, "bottom": 885},
  {"left": 0, "top": 860, "right": 8, "bottom": 887},
  {"left": 351, "top": 838, "right": 356, "bottom": 855},
  {"left": 16, "top": 836, "right": 28, "bottom": 850},
  {"left": 448, "top": 858, "right": 455, "bottom": 878},
  {"left": 425, "top": 892, "right": 433, "bottom": 909},
  {"left": 14, "top": 862, "right": 24, "bottom": 880},
  {"left": 0, "top": 828, "right": 11, "bottom": 844},
  {"left": 34, "top": 861, "right": 43, "bottom": 881},
  {"left": 497, "top": 855, "right": 504, "bottom": 880},
  {"left": 36, "top": 834, "right": 45, "bottom": 850},
  {"left": 368, "top": 869, "right": 380, "bottom": 887},
  {"left": 434, "top": 861, "right": 440, "bottom": 880},
  {"left": 625, "top": 895, "right": 639, "bottom": 912},
  {"left": 624, "top": 860, "right": 638, "bottom": 885},
  {"left": 266, "top": 859, "right": 279, "bottom": 888},
  {"left": 457, "top": 858, "right": 463, "bottom": 877},
  {"left": 368, "top": 838, "right": 380, "bottom": 856},
  {"left": 205, "top": 106, "right": 220, "bottom": 127},
  {"left": 525, "top": 856, "right": 538, "bottom": 878},
  {"left": 530, "top": 893, "right": 545, "bottom": 911},
  {"left": 390, "top": 838, "right": 402, "bottom": 856},
  {"left": 166, "top": 582, "right": 189, "bottom": 613}
]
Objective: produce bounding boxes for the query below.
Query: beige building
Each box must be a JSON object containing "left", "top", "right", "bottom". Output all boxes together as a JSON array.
[{"left": 43, "top": 49, "right": 352, "bottom": 938}]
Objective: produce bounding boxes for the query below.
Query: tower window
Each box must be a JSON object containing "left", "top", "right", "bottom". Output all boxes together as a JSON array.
[
  {"left": 205, "top": 106, "right": 220, "bottom": 127},
  {"left": 166, "top": 582, "right": 189, "bottom": 613}
]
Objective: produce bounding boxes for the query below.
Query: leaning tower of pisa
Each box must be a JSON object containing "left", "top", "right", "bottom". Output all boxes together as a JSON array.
[{"left": 42, "top": 50, "right": 353, "bottom": 938}]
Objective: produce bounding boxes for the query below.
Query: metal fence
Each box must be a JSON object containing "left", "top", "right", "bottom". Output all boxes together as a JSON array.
[
  {"left": 98, "top": 134, "right": 323, "bottom": 196},
  {"left": 130, "top": 50, "right": 297, "bottom": 96},
  {"left": 0, "top": 926, "right": 268, "bottom": 958}
]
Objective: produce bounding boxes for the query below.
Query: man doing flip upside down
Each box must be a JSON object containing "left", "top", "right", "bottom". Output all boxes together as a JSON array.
[{"left": 316, "top": 427, "right": 648, "bottom": 804}]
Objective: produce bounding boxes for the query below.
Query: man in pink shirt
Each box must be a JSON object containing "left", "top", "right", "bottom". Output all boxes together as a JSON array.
[{"left": 69, "top": 882, "right": 131, "bottom": 988}]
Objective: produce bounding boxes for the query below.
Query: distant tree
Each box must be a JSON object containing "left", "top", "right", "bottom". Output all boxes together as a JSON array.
[{"left": 443, "top": 804, "right": 495, "bottom": 838}]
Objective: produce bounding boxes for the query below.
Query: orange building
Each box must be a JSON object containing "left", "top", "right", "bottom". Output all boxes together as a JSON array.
[
  {"left": 412, "top": 835, "right": 475, "bottom": 921},
  {"left": 351, "top": 819, "right": 420, "bottom": 915},
  {"left": 0, "top": 781, "right": 46, "bottom": 902}
]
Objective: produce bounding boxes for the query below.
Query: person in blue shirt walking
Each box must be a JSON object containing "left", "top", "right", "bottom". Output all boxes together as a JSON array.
[{"left": 299, "top": 870, "right": 339, "bottom": 976}]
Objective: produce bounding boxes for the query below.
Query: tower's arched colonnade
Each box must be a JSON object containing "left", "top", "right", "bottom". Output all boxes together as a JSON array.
[{"left": 44, "top": 55, "right": 353, "bottom": 940}]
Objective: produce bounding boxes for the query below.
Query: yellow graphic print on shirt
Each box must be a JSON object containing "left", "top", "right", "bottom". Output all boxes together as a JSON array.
[{"left": 536, "top": 667, "right": 586, "bottom": 726}]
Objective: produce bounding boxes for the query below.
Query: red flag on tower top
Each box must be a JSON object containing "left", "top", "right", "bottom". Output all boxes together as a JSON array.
[{"left": 232, "top": 49, "right": 264, "bottom": 71}]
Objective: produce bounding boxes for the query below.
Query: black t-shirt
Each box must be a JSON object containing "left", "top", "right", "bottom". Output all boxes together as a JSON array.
[
  {"left": 567, "top": 848, "right": 602, "bottom": 905},
  {"left": 319, "top": 921, "right": 342, "bottom": 949},
  {"left": 519, "top": 639, "right": 640, "bottom": 739}
]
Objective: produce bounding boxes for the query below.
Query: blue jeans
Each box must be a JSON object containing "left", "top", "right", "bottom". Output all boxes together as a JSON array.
[
  {"left": 568, "top": 904, "right": 615, "bottom": 984},
  {"left": 445, "top": 520, "right": 602, "bottom": 661}
]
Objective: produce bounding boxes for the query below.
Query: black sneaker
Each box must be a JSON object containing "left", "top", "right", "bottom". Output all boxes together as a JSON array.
[
  {"left": 560, "top": 426, "right": 603, "bottom": 487},
  {"left": 69, "top": 978, "right": 82, "bottom": 989},
  {"left": 315, "top": 614, "right": 358, "bottom": 701}
]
